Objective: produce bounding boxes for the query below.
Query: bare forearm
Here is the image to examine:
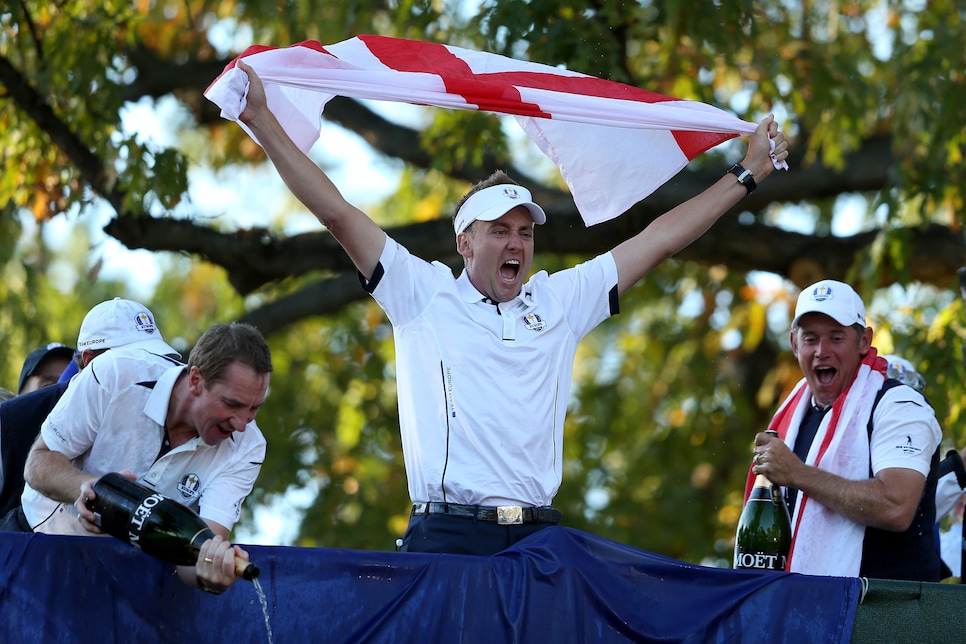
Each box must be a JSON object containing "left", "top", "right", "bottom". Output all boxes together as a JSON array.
[
  {"left": 612, "top": 115, "right": 786, "bottom": 294},
  {"left": 613, "top": 172, "right": 747, "bottom": 293},
  {"left": 238, "top": 63, "right": 386, "bottom": 277},
  {"left": 24, "top": 446, "right": 94, "bottom": 505},
  {"left": 242, "top": 110, "right": 358, "bottom": 230},
  {"left": 786, "top": 464, "right": 922, "bottom": 531}
]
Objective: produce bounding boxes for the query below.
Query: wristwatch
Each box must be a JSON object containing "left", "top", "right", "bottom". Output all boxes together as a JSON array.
[{"left": 728, "top": 163, "right": 757, "bottom": 195}]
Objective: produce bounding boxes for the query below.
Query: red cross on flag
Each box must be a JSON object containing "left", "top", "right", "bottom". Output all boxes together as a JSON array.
[{"left": 205, "top": 34, "right": 782, "bottom": 226}]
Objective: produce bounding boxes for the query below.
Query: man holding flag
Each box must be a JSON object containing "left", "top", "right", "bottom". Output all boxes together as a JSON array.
[{"left": 235, "top": 55, "right": 788, "bottom": 555}]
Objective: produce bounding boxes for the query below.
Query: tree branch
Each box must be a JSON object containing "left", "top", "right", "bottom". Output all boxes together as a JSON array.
[{"left": 0, "top": 53, "right": 123, "bottom": 214}]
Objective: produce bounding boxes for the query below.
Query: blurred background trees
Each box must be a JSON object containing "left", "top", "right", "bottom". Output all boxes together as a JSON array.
[{"left": 2, "top": 0, "right": 964, "bottom": 564}]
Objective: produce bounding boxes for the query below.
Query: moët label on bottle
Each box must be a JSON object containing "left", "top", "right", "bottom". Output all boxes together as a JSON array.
[
  {"left": 734, "top": 550, "right": 787, "bottom": 570},
  {"left": 127, "top": 492, "right": 165, "bottom": 549}
]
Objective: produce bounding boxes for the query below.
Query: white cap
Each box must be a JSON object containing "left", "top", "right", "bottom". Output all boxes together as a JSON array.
[
  {"left": 453, "top": 184, "right": 546, "bottom": 235},
  {"left": 78, "top": 298, "right": 181, "bottom": 358},
  {"left": 792, "top": 280, "right": 866, "bottom": 328},
  {"left": 881, "top": 355, "right": 926, "bottom": 392}
]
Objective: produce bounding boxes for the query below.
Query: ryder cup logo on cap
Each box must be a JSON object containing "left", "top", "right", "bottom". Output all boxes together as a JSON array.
[
  {"left": 133, "top": 311, "right": 156, "bottom": 335},
  {"left": 792, "top": 279, "right": 866, "bottom": 328},
  {"left": 77, "top": 297, "right": 181, "bottom": 358},
  {"left": 453, "top": 184, "right": 547, "bottom": 235},
  {"left": 812, "top": 284, "right": 833, "bottom": 302}
]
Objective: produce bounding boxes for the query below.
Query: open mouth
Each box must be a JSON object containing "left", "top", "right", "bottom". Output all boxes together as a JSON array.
[
  {"left": 500, "top": 259, "right": 520, "bottom": 281},
  {"left": 815, "top": 366, "right": 836, "bottom": 386}
]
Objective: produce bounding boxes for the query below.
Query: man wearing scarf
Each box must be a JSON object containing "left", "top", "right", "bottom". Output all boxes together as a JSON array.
[{"left": 748, "top": 279, "right": 942, "bottom": 581}]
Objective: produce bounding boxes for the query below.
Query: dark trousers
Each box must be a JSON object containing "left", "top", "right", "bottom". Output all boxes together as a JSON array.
[{"left": 399, "top": 513, "right": 555, "bottom": 556}]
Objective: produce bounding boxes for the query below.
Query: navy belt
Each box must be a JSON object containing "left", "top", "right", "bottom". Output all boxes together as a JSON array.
[{"left": 411, "top": 502, "right": 562, "bottom": 526}]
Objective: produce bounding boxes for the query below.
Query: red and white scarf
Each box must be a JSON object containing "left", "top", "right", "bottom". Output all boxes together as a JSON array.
[
  {"left": 205, "top": 35, "right": 786, "bottom": 227},
  {"left": 745, "top": 349, "right": 887, "bottom": 576}
]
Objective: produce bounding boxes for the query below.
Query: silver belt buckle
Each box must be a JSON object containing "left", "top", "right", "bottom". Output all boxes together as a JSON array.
[
  {"left": 497, "top": 505, "right": 523, "bottom": 525},
  {"left": 413, "top": 503, "right": 427, "bottom": 515}
]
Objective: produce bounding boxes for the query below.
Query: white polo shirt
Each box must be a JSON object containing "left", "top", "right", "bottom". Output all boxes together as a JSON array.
[
  {"left": 22, "top": 348, "right": 266, "bottom": 536},
  {"left": 366, "top": 237, "right": 619, "bottom": 507},
  {"left": 869, "top": 385, "right": 941, "bottom": 478}
]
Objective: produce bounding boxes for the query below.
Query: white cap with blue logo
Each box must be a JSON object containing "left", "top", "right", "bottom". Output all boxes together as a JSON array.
[
  {"left": 792, "top": 280, "right": 867, "bottom": 328},
  {"left": 77, "top": 297, "right": 181, "bottom": 359}
]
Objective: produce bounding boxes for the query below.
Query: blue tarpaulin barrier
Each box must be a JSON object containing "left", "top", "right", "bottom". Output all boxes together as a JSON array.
[{"left": 0, "top": 527, "right": 861, "bottom": 643}]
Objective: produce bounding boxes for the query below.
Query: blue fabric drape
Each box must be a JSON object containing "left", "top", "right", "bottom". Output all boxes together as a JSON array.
[{"left": 0, "top": 527, "right": 860, "bottom": 643}]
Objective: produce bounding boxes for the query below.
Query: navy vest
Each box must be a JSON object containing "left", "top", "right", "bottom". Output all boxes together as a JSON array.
[{"left": 859, "top": 379, "right": 942, "bottom": 581}]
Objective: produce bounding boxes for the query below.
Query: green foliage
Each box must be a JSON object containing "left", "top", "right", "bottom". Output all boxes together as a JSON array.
[
  {"left": 246, "top": 299, "right": 409, "bottom": 549},
  {"left": 420, "top": 110, "right": 510, "bottom": 173},
  {"left": 115, "top": 138, "right": 190, "bottom": 213},
  {"left": 554, "top": 259, "right": 773, "bottom": 562},
  {"left": 0, "top": 1, "right": 197, "bottom": 224},
  {"left": 1, "top": 2, "right": 140, "bottom": 216},
  {"left": 887, "top": 0, "right": 966, "bottom": 217},
  {"left": 0, "top": 215, "right": 137, "bottom": 391}
]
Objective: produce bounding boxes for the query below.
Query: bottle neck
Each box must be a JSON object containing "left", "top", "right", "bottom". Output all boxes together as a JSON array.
[{"left": 752, "top": 473, "right": 774, "bottom": 488}]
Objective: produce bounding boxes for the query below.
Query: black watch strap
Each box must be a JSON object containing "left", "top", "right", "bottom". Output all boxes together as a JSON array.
[{"left": 728, "top": 163, "right": 757, "bottom": 195}]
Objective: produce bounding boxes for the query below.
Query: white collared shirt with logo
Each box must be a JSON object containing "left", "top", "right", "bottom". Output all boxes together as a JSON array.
[
  {"left": 22, "top": 347, "right": 266, "bottom": 536},
  {"left": 868, "top": 385, "right": 941, "bottom": 478},
  {"left": 366, "top": 238, "right": 619, "bottom": 508}
]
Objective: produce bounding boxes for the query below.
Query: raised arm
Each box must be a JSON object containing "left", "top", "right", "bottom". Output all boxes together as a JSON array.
[
  {"left": 237, "top": 62, "right": 387, "bottom": 280},
  {"left": 611, "top": 115, "right": 788, "bottom": 295}
]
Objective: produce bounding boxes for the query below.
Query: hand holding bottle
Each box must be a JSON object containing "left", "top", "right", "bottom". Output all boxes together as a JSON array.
[
  {"left": 85, "top": 472, "right": 259, "bottom": 592},
  {"left": 196, "top": 534, "right": 253, "bottom": 594},
  {"left": 751, "top": 430, "right": 798, "bottom": 486},
  {"left": 74, "top": 469, "right": 138, "bottom": 535}
]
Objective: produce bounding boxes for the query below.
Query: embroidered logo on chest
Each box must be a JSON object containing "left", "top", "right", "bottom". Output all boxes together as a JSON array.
[
  {"left": 177, "top": 473, "right": 202, "bottom": 499},
  {"left": 523, "top": 313, "right": 546, "bottom": 332}
]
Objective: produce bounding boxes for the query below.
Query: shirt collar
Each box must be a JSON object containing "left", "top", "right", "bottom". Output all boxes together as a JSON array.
[
  {"left": 455, "top": 271, "right": 537, "bottom": 308},
  {"left": 144, "top": 364, "right": 187, "bottom": 428},
  {"left": 809, "top": 395, "right": 832, "bottom": 414}
]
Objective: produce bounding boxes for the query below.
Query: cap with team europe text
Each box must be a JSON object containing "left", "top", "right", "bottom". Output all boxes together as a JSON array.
[{"left": 77, "top": 298, "right": 181, "bottom": 359}]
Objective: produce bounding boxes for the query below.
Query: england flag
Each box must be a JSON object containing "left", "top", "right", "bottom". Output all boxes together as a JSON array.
[{"left": 205, "top": 34, "right": 781, "bottom": 226}]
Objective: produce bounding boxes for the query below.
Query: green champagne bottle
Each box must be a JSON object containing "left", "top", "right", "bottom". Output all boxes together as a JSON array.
[
  {"left": 86, "top": 472, "right": 258, "bottom": 580},
  {"left": 733, "top": 431, "right": 791, "bottom": 571}
]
